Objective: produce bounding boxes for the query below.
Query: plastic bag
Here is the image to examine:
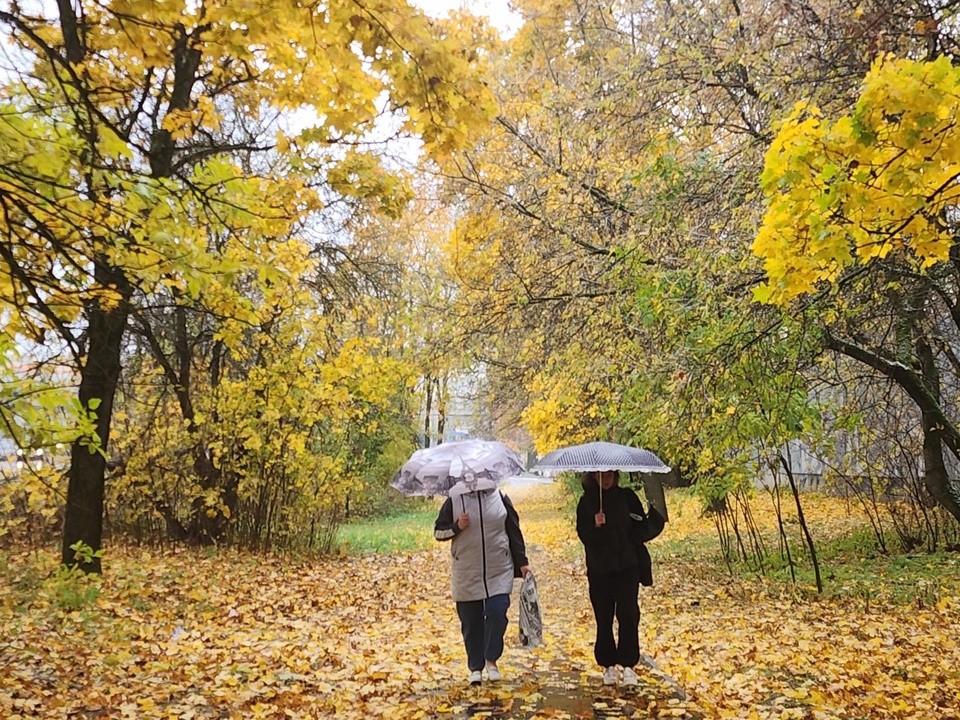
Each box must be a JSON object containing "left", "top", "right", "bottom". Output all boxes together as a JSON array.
[{"left": 518, "top": 572, "right": 542, "bottom": 649}]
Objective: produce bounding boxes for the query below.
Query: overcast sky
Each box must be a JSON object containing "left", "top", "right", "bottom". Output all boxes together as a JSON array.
[{"left": 412, "top": 0, "right": 523, "bottom": 37}]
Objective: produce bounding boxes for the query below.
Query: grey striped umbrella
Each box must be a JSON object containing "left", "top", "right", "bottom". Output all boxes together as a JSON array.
[
  {"left": 533, "top": 441, "right": 671, "bottom": 515},
  {"left": 532, "top": 441, "right": 670, "bottom": 473}
]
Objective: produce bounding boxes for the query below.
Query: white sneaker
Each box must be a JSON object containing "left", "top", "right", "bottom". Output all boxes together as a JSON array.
[
  {"left": 468, "top": 670, "right": 482, "bottom": 685},
  {"left": 485, "top": 663, "right": 502, "bottom": 681},
  {"left": 622, "top": 667, "right": 639, "bottom": 686},
  {"left": 602, "top": 666, "right": 618, "bottom": 685}
]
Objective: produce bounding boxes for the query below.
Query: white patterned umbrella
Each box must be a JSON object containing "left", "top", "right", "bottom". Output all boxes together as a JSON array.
[
  {"left": 390, "top": 439, "right": 525, "bottom": 497},
  {"left": 532, "top": 441, "right": 670, "bottom": 473}
]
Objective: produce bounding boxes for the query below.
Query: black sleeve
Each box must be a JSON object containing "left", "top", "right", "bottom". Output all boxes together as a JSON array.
[
  {"left": 434, "top": 497, "right": 460, "bottom": 541},
  {"left": 576, "top": 495, "right": 604, "bottom": 546},
  {"left": 627, "top": 488, "right": 665, "bottom": 543},
  {"left": 625, "top": 488, "right": 646, "bottom": 518},
  {"left": 502, "top": 493, "right": 529, "bottom": 573}
]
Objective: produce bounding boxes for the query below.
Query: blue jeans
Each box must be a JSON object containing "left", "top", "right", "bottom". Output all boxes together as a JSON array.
[{"left": 455, "top": 594, "right": 511, "bottom": 671}]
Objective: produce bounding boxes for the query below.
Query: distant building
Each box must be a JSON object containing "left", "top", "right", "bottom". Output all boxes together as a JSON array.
[{"left": 419, "top": 369, "right": 486, "bottom": 446}]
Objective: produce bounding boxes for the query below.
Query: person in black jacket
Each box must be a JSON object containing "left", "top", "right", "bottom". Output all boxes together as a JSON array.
[{"left": 576, "top": 469, "right": 652, "bottom": 687}]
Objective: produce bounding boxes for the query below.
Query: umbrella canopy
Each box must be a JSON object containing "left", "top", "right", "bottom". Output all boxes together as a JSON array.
[
  {"left": 390, "top": 439, "right": 525, "bottom": 497},
  {"left": 532, "top": 441, "right": 670, "bottom": 473}
]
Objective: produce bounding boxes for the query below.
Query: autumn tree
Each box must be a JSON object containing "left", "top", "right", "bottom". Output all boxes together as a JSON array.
[
  {"left": 0, "top": 0, "right": 495, "bottom": 570},
  {"left": 438, "top": 0, "right": 959, "bottom": 554},
  {"left": 437, "top": 0, "right": 830, "bottom": 460},
  {"left": 755, "top": 54, "right": 960, "bottom": 522}
]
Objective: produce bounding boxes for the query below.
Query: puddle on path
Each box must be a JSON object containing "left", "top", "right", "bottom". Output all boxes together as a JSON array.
[{"left": 423, "top": 666, "right": 703, "bottom": 720}]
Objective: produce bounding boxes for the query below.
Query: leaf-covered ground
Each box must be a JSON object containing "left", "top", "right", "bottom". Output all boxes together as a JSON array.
[{"left": 3, "top": 484, "right": 960, "bottom": 719}]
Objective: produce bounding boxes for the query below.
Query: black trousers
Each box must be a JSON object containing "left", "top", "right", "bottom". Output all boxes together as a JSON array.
[{"left": 587, "top": 566, "right": 640, "bottom": 668}]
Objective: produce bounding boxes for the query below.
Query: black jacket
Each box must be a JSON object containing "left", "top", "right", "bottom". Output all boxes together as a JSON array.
[{"left": 576, "top": 485, "right": 654, "bottom": 586}]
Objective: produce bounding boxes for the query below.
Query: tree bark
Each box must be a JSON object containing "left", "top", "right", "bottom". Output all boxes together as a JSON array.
[
  {"left": 61, "top": 260, "right": 130, "bottom": 572},
  {"left": 436, "top": 375, "right": 446, "bottom": 444},
  {"left": 916, "top": 336, "right": 960, "bottom": 521},
  {"left": 423, "top": 373, "right": 433, "bottom": 448}
]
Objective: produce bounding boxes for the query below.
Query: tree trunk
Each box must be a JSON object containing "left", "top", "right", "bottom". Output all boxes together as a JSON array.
[
  {"left": 916, "top": 336, "right": 960, "bottom": 521},
  {"left": 423, "top": 373, "right": 433, "bottom": 448},
  {"left": 60, "top": 263, "right": 130, "bottom": 572},
  {"left": 184, "top": 445, "right": 241, "bottom": 545},
  {"left": 640, "top": 472, "right": 669, "bottom": 521},
  {"left": 437, "top": 375, "right": 447, "bottom": 444},
  {"left": 781, "top": 452, "right": 821, "bottom": 593}
]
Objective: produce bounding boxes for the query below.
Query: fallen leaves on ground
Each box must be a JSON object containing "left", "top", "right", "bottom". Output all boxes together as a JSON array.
[{"left": 2, "top": 484, "right": 959, "bottom": 719}]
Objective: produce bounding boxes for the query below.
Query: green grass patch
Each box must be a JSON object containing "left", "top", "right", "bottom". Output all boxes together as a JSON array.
[
  {"left": 818, "top": 549, "right": 959, "bottom": 605},
  {"left": 725, "top": 529, "right": 960, "bottom": 605},
  {"left": 335, "top": 508, "right": 438, "bottom": 554},
  {"left": 0, "top": 551, "right": 46, "bottom": 612},
  {"left": 817, "top": 524, "right": 886, "bottom": 561},
  {"left": 654, "top": 533, "right": 722, "bottom": 563}
]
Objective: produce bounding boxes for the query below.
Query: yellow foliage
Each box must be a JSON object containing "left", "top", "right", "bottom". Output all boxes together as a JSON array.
[
  {"left": 522, "top": 385, "right": 591, "bottom": 455},
  {"left": 755, "top": 56, "right": 960, "bottom": 305},
  {"left": 327, "top": 151, "right": 413, "bottom": 219},
  {"left": 1, "top": 0, "right": 498, "bottom": 458}
]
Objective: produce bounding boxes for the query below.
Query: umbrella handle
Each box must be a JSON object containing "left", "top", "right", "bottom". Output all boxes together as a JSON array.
[{"left": 599, "top": 483, "right": 603, "bottom": 513}]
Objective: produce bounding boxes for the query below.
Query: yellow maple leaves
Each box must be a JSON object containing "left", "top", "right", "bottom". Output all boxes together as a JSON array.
[
  {"left": 754, "top": 56, "right": 960, "bottom": 305},
  {"left": 327, "top": 151, "right": 413, "bottom": 219},
  {"left": 521, "top": 375, "right": 596, "bottom": 456}
]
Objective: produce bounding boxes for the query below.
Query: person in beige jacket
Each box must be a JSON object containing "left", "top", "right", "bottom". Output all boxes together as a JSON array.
[{"left": 435, "top": 476, "right": 530, "bottom": 685}]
